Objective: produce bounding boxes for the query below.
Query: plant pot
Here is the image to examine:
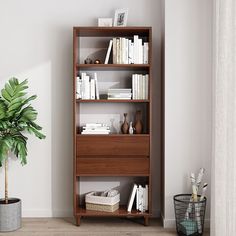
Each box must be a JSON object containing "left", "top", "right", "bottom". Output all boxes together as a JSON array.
[{"left": 0, "top": 198, "right": 21, "bottom": 232}]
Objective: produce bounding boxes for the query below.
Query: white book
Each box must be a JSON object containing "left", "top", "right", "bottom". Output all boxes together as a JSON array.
[
  {"left": 82, "top": 131, "right": 110, "bottom": 134},
  {"left": 117, "top": 38, "right": 120, "bottom": 64},
  {"left": 138, "top": 39, "right": 143, "bottom": 64},
  {"left": 81, "top": 73, "right": 87, "bottom": 99},
  {"left": 94, "top": 73, "right": 100, "bottom": 100},
  {"left": 133, "top": 35, "right": 139, "bottom": 64},
  {"left": 138, "top": 185, "right": 144, "bottom": 212},
  {"left": 142, "top": 75, "right": 146, "bottom": 100},
  {"left": 90, "top": 79, "right": 95, "bottom": 99},
  {"left": 144, "top": 185, "right": 148, "bottom": 211},
  {"left": 85, "top": 123, "right": 103, "bottom": 127},
  {"left": 127, "top": 184, "right": 138, "bottom": 212},
  {"left": 136, "top": 186, "right": 139, "bottom": 210},
  {"left": 145, "top": 74, "right": 149, "bottom": 99},
  {"left": 76, "top": 76, "right": 82, "bottom": 99},
  {"left": 125, "top": 38, "right": 129, "bottom": 64},
  {"left": 104, "top": 40, "right": 113, "bottom": 64},
  {"left": 112, "top": 38, "right": 117, "bottom": 64},
  {"left": 121, "top": 37, "right": 126, "bottom": 64},
  {"left": 84, "top": 75, "right": 90, "bottom": 99},
  {"left": 143, "top": 42, "right": 149, "bottom": 64},
  {"left": 128, "top": 40, "right": 134, "bottom": 64}
]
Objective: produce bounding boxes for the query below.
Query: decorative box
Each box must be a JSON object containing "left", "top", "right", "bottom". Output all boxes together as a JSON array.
[{"left": 85, "top": 191, "right": 120, "bottom": 212}]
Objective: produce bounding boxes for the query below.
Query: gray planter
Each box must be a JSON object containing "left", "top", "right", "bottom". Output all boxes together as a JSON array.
[{"left": 0, "top": 198, "right": 21, "bottom": 232}]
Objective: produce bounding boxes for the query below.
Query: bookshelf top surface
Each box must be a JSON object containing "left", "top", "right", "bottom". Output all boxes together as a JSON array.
[{"left": 73, "top": 27, "right": 151, "bottom": 37}]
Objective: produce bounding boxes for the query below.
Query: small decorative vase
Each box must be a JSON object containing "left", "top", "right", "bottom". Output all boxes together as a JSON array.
[
  {"left": 121, "top": 113, "right": 129, "bottom": 134},
  {"left": 134, "top": 110, "right": 143, "bottom": 134},
  {"left": 129, "top": 121, "right": 134, "bottom": 134}
]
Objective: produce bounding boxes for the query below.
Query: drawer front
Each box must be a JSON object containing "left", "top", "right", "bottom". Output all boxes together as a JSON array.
[
  {"left": 76, "top": 135, "right": 149, "bottom": 156},
  {"left": 76, "top": 158, "right": 149, "bottom": 176}
]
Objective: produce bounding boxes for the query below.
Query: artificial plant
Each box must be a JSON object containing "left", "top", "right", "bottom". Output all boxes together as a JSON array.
[{"left": 0, "top": 78, "right": 45, "bottom": 203}]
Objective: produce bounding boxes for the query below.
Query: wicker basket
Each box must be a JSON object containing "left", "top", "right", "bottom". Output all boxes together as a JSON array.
[{"left": 85, "top": 191, "right": 120, "bottom": 212}]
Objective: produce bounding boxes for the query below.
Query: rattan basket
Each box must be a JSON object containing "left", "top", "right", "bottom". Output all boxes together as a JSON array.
[{"left": 85, "top": 191, "right": 120, "bottom": 212}]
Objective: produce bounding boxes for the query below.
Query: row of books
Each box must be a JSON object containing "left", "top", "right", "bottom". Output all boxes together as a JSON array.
[
  {"left": 107, "top": 88, "right": 132, "bottom": 100},
  {"left": 132, "top": 74, "right": 149, "bottom": 100},
  {"left": 76, "top": 73, "right": 100, "bottom": 100},
  {"left": 105, "top": 36, "right": 149, "bottom": 64},
  {"left": 127, "top": 184, "right": 148, "bottom": 213},
  {"left": 76, "top": 72, "right": 149, "bottom": 100},
  {"left": 81, "top": 123, "right": 110, "bottom": 134}
]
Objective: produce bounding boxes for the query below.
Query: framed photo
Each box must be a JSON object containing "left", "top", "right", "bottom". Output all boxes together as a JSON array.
[
  {"left": 98, "top": 18, "right": 113, "bottom": 27},
  {"left": 114, "top": 9, "right": 128, "bottom": 27}
]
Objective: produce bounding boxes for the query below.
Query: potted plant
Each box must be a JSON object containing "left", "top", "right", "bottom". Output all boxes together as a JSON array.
[{"left": 0, "top": 78, "right": 45, "bottom": 232}]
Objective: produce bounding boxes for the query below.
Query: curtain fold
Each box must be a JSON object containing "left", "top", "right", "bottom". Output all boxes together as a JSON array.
[{"left": 211, "top": 0, "right": 236, "bottom": 235}]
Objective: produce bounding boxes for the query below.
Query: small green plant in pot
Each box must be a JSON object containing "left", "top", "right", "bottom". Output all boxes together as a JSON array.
[{"left": 0, "top": 78, "right": 45, "bottom": 232}]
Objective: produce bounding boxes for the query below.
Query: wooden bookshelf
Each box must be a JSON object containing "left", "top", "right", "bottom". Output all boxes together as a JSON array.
[{"left": 73, "top": 27, "right": 152, "bottom": 226}]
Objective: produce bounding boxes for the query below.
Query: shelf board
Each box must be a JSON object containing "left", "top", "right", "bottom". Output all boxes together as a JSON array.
[
  {"left": 75, "top": 205, "right": 151, "bottom": 217},
  {"left": 77, "top": 99, "right": 150, "bottom": 103},
  {"left": 74, "top": 27, "right": 151, "bottom": 37},
  {"left": 76, "top": 64, "right": 150, "bottom": 71},
  {"left": 76, "top": 134, "right": 150, "bottom": 137}
]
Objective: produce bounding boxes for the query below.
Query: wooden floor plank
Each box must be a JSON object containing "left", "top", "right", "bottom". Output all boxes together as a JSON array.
[{"left": 0, "top": 218, "right": 209, "bottom": 236}]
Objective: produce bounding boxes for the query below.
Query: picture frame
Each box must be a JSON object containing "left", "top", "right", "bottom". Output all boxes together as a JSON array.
[
  {"left": 98, "top": 18, "right": 113, "bottom": 27},
  {"left": 113, "top": 9, "right": 128, "bottom": 27}
]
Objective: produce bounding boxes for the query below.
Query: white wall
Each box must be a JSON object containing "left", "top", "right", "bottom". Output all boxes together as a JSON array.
[
  {"left": 164, "top": 0, "right": 212, "bottom": 227},
  {"left": 0, "top": 0, "right": 162, "bottom": 217}
]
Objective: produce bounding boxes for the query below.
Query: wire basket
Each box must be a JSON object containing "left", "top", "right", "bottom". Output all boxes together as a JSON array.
[{"left": 173, "top": 194, "right": 207, "bottom": 236}]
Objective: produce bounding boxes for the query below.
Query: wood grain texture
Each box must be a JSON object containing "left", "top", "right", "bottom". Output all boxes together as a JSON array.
[
  {"left": 76, "top": 158, "right": 149, "bottom": 176},
  {"left": 0, "top": 218, "right": 210, "bottom": 236},
  {"left": 77, "top": 135, "right": 149, "bottom": 156}
]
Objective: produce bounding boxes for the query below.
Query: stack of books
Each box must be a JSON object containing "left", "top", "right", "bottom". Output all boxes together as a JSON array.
[
  {"left": 127, "top": 183, "right": 148, "bottom": 213},
  {"left": 107, "top": 35, "right": 148, "bottom": 64},
  {"left": 107, "top": 88, "right": 132, "bottom": 100},
  {"left": 81, "top": 123, "right": 110, "bottom": 134},
  {"left": 132, "top": 74, "right": 149, "bottom": 99}
]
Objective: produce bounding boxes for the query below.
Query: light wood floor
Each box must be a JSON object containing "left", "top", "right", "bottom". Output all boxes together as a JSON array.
[{"left": 0, "top": 218, "right": 210, "bottom": 236}]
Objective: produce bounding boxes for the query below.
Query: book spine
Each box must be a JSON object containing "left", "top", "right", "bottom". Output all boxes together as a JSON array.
[
  {"left": 143, "top": 42, "right": 149, "bottom": 64},
  {"left": 94, "top": 72, "right": 100, "bottom": 100},
  {"left": 112, "top": 38, "right": 117, "bottom": 64},
  {"left": 138, "top": 39, "right": 143, "bottom": 64},
  {"left": 76, "top": 76, "right": 81, "bottom": 99},
  {"left": 125, "top": 38, "right": 129, "bottom": 64},
  {"left": 133, "top": 35, "right": 139, "bottom": 64},
  {"left": 145, "top": 74, "right": 149, "bottom": 100},
  {"left": 81, "top": 72, "right": 87, "bottom": 99},
  {"left": 90, "top": 79, "right": 95, "bottom": 99},
  {"left": 84, "top": 75, "right": 90, "bottom": 99},
  {"left": 117, "top": 38, "right": 120, "bottom": 64},
  {"left": 104, "top": 40, "right": 113, "bottom": 64}
]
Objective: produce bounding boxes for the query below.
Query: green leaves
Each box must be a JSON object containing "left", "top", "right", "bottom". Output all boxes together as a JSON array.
[{"left": 0, "top": 77, "right": 45, "bottom": 166}]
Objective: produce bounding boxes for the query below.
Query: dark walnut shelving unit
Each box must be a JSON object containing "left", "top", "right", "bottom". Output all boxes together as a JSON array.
[{"left": 73, "top": 27, "right": 152, "bottom": 226}]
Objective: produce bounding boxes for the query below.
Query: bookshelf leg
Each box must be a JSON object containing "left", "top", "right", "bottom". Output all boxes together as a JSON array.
[
  {"left": 144, "top": 216, "right": 149, "bottom": 226},
  {"left": 75, "top": 216, "right": 81, "bottom": 226}
]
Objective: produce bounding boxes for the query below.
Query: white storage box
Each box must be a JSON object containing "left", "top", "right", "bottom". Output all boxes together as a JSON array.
[{"left": 85, "top": 191, "right": 120, "bottom": 212}]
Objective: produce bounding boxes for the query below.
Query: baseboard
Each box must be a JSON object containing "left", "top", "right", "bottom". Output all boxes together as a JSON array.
[{"left": 162, "top": 216, "right": 210, "bottom": 229}]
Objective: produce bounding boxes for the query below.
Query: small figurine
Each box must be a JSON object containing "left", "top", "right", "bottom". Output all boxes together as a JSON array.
[
  {"left": 84, "top": 57, "right": 93, "bottom": 64},
  {"left": 94, "top": 59, "right": 101, "bottom": 64},
  {"left": 129, "top": 121, "right": 134, "bottom": 134}
]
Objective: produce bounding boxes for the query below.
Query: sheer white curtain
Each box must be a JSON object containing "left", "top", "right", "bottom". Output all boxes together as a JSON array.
[{"left": 211, "top": 0, "right": 236, "bottom": 235}]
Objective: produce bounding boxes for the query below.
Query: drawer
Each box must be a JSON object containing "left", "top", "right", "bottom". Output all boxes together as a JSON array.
[
  {"left": 76, "top": 157, "right": 149, "bottom": 176},
  {"left": 76, "top": 135, "right": 149, "bottom": 156}
]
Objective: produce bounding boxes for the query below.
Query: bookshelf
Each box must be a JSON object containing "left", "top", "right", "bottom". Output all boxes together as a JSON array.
[{"left": 73, "top": 27, "right": 152, "bottom": 226}]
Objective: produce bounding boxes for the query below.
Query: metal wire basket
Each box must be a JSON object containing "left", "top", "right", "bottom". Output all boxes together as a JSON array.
[{"left": 173, "top": 194, "right": 207, "bottom": 236}]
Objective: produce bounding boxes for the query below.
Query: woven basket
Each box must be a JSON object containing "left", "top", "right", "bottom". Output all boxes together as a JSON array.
[
  {"left": 86, "top": 202, "right": 119, "bottom": 212},
  {"left": 85, "top": 191, "right": 120, "bottom": 212}
]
